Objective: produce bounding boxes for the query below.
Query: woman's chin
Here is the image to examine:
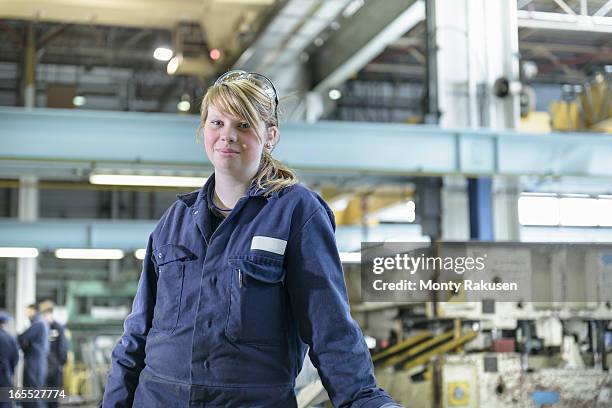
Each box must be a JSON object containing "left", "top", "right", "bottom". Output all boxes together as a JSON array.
[{"left": 213, "top": 161, "right": 243, "bottom": 174}]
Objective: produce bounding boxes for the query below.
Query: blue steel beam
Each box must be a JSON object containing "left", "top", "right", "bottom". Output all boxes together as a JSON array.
[
  {"left": 0, "top": 218, "right": 425, "bottom": 253},
  {"left": 2, "top": 107, "right": 612, "bottom": 177}
]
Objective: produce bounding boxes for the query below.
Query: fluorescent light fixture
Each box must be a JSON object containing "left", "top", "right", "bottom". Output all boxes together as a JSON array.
[
  {"left": 0, "top": 247, "right": 39, "bottom": 258},
  {"left": 55, "top": 248, "right": 124, "bottom": 260},
  {"left": 177, "top": 100, "right": 191, "bottom": 112},
  {"left": 73, "top": 95, "right": 86, "bottom": 106},
  {"left": 134, "top": 249, "right": 146, "bottom": 260},
  {"left": 153, "top": 47, "right": 173, "bottom": 61},
  {"left": 90, "top": 174, "right": 206, "bottom": 188},
  {"left": 339, "top": 252, "right": 361, "bottom": 263}
]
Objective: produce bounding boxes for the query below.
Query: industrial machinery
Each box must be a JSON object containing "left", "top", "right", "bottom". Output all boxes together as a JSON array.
[
  {"left": 64, "top": 280, "right": 137, "bottom": 403},
  {"left": 323, "top": 242, "right": 612, "bottom": 408},
  {"left": 550, "top": 69, "right": 612, "bottom": 132}
]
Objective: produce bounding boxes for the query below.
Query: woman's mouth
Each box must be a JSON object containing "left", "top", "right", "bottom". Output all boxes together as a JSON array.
[{"left": 217, "top": 148, "right": 239, "bottom": 156}]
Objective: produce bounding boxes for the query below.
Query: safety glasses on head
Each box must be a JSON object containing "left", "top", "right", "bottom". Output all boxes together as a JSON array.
[{"left": 214, "top": 70, "right": 279, "bottom": 122}]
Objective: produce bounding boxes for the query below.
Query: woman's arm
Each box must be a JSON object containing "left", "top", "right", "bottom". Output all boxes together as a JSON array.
[
  {"left": 285, "top": 205, "right": 399, "bottom": 408},
  {"left": 102, "top": 234, "right": 157, "bottom": 408}
]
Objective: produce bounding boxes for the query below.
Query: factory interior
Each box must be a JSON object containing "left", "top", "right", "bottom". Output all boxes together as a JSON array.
[{"left": 1, "top": 0, "right": 612, "bottom": 407}]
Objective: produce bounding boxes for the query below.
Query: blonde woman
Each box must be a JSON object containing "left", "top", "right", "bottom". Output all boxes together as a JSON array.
[{"left": 102, "top": 71, "right": 400, "bottom": 408}]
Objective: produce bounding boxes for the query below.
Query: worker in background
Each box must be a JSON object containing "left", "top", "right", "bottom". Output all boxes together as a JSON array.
[
  {"left": 40, "top": 300, "right": 69, "bottom": 408},
  {"left": 102, "top": 70, "right": 402, "bottom": 407},
  {"left": 18, "top": 304, "right": 49, "bottom": 408},
  {"left": 0, "top": 312, "right": 20, "bottom": 408}
]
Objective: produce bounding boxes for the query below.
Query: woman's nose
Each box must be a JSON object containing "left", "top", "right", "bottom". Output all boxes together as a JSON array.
[{"left": 220, "top": 127, "right": 237, "bottom": 142}]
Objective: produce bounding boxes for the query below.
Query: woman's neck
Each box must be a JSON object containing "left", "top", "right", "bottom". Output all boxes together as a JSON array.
[{"left": 213, "top": 172, "right": 251, "bottom": 209}]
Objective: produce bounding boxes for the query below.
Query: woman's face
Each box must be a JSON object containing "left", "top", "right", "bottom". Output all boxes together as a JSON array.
[{"left": 203, "top": 104, "right": 271, "bottom": 180}]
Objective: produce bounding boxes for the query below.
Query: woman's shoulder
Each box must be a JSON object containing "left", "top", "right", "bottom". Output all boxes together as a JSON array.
[
  {"left": 277, "top": 183, "right": 327, "bottom": 208},
  {"left": 276, "top": 183, "right": 335, "bottom": 227},
  {"left": 150, "top": 190, "right": 199, "bottom": 234}
]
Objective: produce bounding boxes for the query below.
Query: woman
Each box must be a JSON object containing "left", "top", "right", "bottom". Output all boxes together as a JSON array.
[{"left": 102, "top": 70, "right": 400, "bottom": 408}]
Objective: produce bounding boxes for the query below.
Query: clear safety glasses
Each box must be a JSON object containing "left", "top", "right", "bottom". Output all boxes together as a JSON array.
[{"left": 214, "top": 70, "right": 279, "bottom": 120}]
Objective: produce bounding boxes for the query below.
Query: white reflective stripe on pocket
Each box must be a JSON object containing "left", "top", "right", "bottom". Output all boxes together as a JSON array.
[{"left": 250, "top": 236, "right": 287, "bottom": 255}]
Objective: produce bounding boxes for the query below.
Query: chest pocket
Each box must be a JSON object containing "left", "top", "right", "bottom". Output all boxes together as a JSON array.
[
  {"left": 153, "top": 244, "right": 197, "bottom": 333},
  {"left": 225, "top": 255, "right": 287, "bottom": 346}
]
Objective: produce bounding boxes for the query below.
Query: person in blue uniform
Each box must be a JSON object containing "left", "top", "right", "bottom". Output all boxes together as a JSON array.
[
  {"left": 0, "top": 312, "right": 20, "bottom": 408},
  {"left": 18, "top": 304, "right": 49, "bottom": 408},
  {"left": 40, "top": 300, "right": 69, "bottom": 408},
  {"left": 102, "top": 70, "right": 401, "bottom": 408}
]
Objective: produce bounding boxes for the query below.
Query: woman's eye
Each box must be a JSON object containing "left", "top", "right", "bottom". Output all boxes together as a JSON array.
[
  {"left": 210, "top": 120, "right": 222, "bottom": 126},
  {"left": 238, "top": 122, "right": 250, "bottom": 129}
]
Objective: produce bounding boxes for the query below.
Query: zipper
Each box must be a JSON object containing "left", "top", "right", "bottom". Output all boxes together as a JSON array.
[{"left": 238, "top": 268, "right": 243, "bottom": 288}]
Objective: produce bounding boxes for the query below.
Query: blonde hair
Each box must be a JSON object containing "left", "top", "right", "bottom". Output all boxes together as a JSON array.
[{"left": 199, "top": 78, "right": 298, "bottom": 196}]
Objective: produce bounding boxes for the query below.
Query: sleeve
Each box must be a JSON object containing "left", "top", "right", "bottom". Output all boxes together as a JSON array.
[
  {"left": 18, "top": 327, "right": 33, "bottom": 351},
  {"left": 57, "top": 325, "right": 69, "bottom": 366},
  {"left": 17, "top": 332, "right": 27, "bottom": 350},
  {"left": 10, "top": 336, "right": 20, "bottom": 370},
  {"left": 284, "top": 206, "right": 399, "bottom": 408},
  {"left": 102, "top": 234, "right": 157, "bottom": 408}
]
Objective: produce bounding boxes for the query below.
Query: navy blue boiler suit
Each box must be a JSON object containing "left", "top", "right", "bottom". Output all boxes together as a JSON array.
[
  {"left": 0, "top": 327, "right": 20, "bottom": 408},
  {"left": 46, "top": 320, "right": 69, "bottom": 408},
  {"left": 103, "top": 176, "right": 396, "bottom": 407},
  {"left": 18, "top": 314, "right": 49, "bottom": 408}
]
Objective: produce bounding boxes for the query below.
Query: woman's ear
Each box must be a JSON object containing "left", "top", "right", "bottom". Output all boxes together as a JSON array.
[{"left": 265, "top": 126, "right": 279, "bottom": 150}]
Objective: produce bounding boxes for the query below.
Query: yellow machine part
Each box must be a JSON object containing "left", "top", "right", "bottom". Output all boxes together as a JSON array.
[
  {"left": 550, "top": 101, "right": 583, "bottom": 131},
  {"left": 321, "top": 186, "right": 414, "bottom": 226},
  {"left": 550, "top": 74, "right": 611, "bottom": 132},
  {"left": 447, "top": 381, "right": 471, "bottom": 406}
]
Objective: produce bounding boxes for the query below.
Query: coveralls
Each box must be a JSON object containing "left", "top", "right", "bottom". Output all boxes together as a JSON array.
[
  {"left": 45, "top": 320, "right": 69, "bottom": 408},
  {"left": 0, "top": 325, "right": 20, "bottom": 408},
  {"left": 18, "top": 313, "right": 49, "bottom": 408},
  {"left": 103, "top": 175, "right": 399, "bottom": 407}
]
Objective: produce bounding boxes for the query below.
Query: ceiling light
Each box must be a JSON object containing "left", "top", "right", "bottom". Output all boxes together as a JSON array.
[
  {"left": 209, "top": 48, "right": 221, "bottom": 61},
  {"left": 154, "top": 47, "right": 173, "bottom": 61},
  {"left": 328, "top": 89, "right": 342, "bottom": 100},
  {"left": 177, "top": 100, "right": 191, "bottom": 112},
  {"left": 55, "top": 248, "right": 125, "bottom": 260},
  {"left": 0, "top": 247, "right": 39, "bottom": 258},
  {"left": 342, "top": 0, "right": 365, "bottom": 18},
  {"left": 134, "top": 249, "right": 146, "bottom": 260},
  {"left": 73, "top": 95, "right": 86, "bottom": 106},
  {"left": 90, "top": 174, "right": 206, "bottom": 188},
  {"left": 167, "top": 55, "right": 181, "bottom": 75}
]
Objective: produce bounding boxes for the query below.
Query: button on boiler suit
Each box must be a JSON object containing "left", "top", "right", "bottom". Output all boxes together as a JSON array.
[{"left": 102, "top": 175, "right": 397, "bottom": 407}]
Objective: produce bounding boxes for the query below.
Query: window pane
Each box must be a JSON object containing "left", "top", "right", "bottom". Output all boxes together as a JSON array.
[
  {"left": 559, "top": 198, "right": 599, "bottom": 227},
  {"left": 518, "top": 196, "right": 559, "bottom": 226},
  {"left": 598, "top": 199, "right": 612, "bottom": 227}
]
